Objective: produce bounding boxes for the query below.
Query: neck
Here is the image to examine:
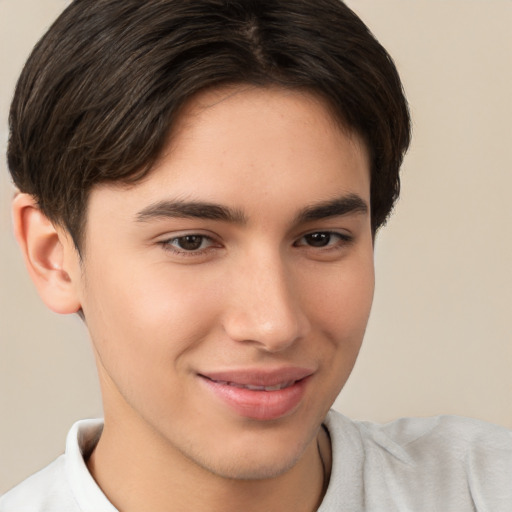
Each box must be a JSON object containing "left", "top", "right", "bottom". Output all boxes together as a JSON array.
[{"left": 86, "top": 413, "right": 331, "bottom": 512}]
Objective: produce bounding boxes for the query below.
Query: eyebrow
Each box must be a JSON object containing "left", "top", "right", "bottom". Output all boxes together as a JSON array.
[
  {"left": 294, "top": 194, "right": 368, "bottom": 224},
  {"left": 135, "top": 193, "right": 368, "bottom": 225},
  {"left": 135, "top": 200, "right": 247, "bottom": 224}
]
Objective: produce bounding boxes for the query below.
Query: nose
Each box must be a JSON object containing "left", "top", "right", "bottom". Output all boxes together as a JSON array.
[{"left": 222, "top": 250, "right": 310, "bottom": 352}]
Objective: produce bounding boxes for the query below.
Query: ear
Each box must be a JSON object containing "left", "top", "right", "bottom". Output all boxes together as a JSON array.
[{"left": 12, "top": 193, "right": 82, "bottom": 315}]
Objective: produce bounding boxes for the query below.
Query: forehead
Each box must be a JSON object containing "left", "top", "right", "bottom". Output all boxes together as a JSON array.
[{"left": 86, "top": 86, "right": 370, "bottom": 230}]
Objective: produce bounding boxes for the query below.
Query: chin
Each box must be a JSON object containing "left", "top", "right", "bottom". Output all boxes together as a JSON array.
[
  {"left": 183, "top": 423, "right": 316, "bottom": 481},
  {"left": 199, "top": 449, "right": 303, "bottom": 481}
]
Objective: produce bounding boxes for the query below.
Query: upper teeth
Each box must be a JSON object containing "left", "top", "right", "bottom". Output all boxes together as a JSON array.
[{"left": 215, "top": 380, "right": 294, "bottom": 391}]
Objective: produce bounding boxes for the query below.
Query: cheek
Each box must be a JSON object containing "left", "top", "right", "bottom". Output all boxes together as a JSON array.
[
  {"left": 310, "top": 255, "right": 374, "bottom": 398},
  {"left": 80, "top": 262, "right": 227, "bottom": 420},
  {"left": 81, "top": 261, "right": 223, "bottom": 372},
  {"left": 305, "top": 255, "right": 375, "bottom": 342}
]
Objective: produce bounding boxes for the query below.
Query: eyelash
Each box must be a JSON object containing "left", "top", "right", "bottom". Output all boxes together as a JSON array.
[
  {"left": 159, "top": 231, "right": 353, "bottom": 257},
  {"left": 293, "top": 231, "right": 353, "bottom": 250},
  {"left": 160, "top": 234, "right": 219, "bottom": 256}
]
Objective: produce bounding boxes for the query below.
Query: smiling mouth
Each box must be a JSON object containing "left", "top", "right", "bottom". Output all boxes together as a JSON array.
[
  {"left": 198, "top": 369, "right": 312, "bottom": 420},
  {"left": 202, "top": 376, "right": 297, "bottom": 392}
]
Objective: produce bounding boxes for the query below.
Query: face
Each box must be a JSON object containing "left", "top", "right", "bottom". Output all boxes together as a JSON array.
[{"left": 73, "top": 86, "right": 374, "bottom": 479}]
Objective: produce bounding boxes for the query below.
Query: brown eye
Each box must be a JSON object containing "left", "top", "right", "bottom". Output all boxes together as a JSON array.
[
  {"left": 160, "top": 233, "right": 221, "bottom": 259},
  {"left": 175, "top": 235, "right": 205, "bottom": 251},
  {"left": 304, "top": 232, "right": 332, "bottom": 247},
  {"left": 294, "top": 231, "right": 352, "bottom": 250}
]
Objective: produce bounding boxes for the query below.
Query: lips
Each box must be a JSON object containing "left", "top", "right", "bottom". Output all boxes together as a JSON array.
[
  {"left": 209, "top": 379, "right": 296, "bottom": 391},
  {"left": 198, "top": 367, "right": 313, "bottom": 421}
]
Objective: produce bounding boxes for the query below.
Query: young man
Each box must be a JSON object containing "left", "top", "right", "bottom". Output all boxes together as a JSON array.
[{"left": 1, "top": 0, "right": 511, "bottom": 511}]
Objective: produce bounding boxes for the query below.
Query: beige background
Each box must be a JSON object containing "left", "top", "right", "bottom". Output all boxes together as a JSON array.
[{"left": 1, "top": 0, "right": 511, "bottom": 495}]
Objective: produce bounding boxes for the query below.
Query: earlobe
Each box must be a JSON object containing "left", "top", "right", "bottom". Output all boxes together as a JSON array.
[{"left": 12, "top": 193, "right": 82, "bottom": 315}]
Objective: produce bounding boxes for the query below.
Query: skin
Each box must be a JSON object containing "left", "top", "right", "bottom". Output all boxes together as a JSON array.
[{"left": 14, "top": 86, "right": 374, "bottom": 512}]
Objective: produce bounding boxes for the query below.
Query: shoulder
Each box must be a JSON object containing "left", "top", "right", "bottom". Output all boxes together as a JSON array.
[
  {"left": 323, "top": 410, "right": 512, "bottom": 510},
  {"left": 326, "top": 409, "right": 512, "bottom": 456},
  {"left": 0, "top": 419, "right": 109, "bottom": 512},
  {"left": 0, "top": 456, "right": 79, "bottom": 512},
  {"left": 354, "top": 413, "right": 512, "bottom": 461}
]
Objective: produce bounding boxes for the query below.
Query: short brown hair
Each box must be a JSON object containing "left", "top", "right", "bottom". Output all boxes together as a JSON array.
[{"left": 8, "top": 0, "right": 411, "bottom": 250}]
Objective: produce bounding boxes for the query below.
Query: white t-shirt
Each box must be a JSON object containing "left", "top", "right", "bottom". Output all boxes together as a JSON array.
[{"left": 1, "top": 410, "right": 511, "bottom": 511}]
